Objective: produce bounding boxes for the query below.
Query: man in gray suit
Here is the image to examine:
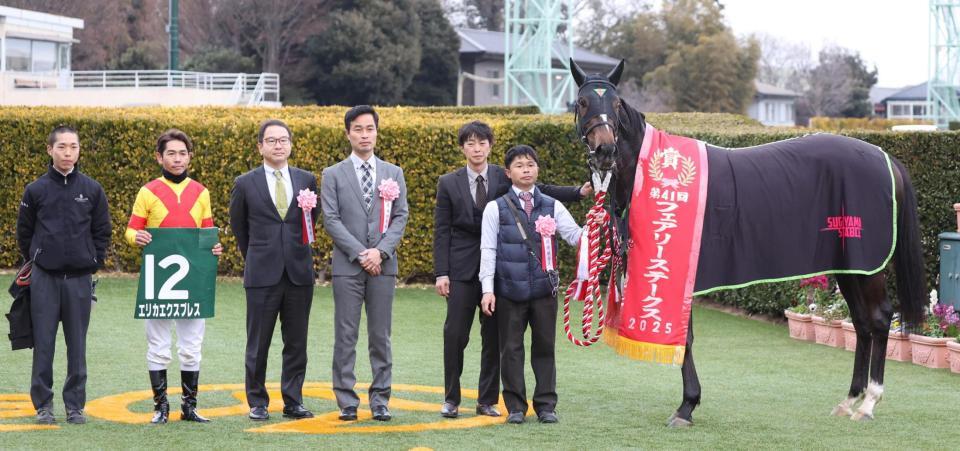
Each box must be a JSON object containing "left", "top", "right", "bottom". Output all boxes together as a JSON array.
[
  {"left": 229, "top": 119, "right": 319, "bottom": 422},
  {"left": 322, "top": 105, "right": 409, "bottom": 422}
]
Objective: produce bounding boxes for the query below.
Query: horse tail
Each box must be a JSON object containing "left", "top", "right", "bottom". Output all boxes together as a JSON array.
[{"left": 891, "top": 156, "right": 927, "bottom": 328}]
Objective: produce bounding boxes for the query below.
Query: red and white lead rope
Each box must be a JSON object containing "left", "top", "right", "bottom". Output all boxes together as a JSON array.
[{"left": 563, "top": 172, "right": 620, "bottom": 346}]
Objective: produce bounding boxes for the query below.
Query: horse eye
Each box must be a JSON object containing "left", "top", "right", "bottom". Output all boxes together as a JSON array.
[{"left": 578, "top": 97, "right": 587, "bottom": 108}]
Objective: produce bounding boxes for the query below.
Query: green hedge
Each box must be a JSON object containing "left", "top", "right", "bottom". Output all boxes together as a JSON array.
[{"left": 1, "top": 107, "right": 957, "bottom": 316}]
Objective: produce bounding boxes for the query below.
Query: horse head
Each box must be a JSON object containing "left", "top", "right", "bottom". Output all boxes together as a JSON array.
[{"left": 571, "top": 58, "right": 625, "bottom": 190}]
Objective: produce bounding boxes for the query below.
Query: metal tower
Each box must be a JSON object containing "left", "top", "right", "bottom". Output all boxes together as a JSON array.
[
  {"left": 928, "top": 0, "right": 960, "bottom": 129},
  {"left": 504, "top": 0, "right": 576, "bottom": 114}
]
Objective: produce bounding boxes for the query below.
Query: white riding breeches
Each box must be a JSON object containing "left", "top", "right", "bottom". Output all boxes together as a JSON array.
[{"left": 145, "top": 318, "right": 205, "bottom": 371}]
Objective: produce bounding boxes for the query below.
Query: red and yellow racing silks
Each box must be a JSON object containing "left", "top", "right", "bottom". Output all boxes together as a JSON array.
[{"left": 125, "top": 177, "right": 214, "bottom": 245}]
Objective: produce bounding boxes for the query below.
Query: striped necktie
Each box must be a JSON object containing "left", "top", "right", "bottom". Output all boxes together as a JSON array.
[{"left": 361, "top": 162, "right": 373, "bottom": 211}]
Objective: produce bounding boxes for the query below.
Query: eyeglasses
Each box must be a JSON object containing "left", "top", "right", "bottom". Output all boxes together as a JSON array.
[{"left": 263, "top": 137, "right": 291, "bottom": 147}]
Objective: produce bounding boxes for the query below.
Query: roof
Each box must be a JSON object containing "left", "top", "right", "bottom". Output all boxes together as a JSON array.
[
  {"left": 754, "top": 81, "right": 798, "bottom": 98},
  {"left": 0, "top": 5, "right": 84, "bottom": 30},
  {"left": 457, "top": 28, "right": 619, "bottom": 67},
  {"left": 869, "top": 86, "right": 901, "bottom": 104},
  {"left": 882, "top": 82, "right": 929, "bottom": 101}
]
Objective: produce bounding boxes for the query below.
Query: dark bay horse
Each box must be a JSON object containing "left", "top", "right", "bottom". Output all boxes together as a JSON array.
[{"left": 569, "top": 59, "right": 927, "bottom": 426}]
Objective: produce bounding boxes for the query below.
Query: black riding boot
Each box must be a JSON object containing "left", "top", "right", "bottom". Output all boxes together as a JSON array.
[
  {"left": 149, "top": 370, "right": 169, "bottom": 424},
  {"left": 180, "top": 370, "right": 211, "bottom": 423}
]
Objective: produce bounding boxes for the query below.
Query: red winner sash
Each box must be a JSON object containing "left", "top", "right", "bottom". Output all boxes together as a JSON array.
[{"left": 604, "top": 125, "right": 708, "bottom": 365}]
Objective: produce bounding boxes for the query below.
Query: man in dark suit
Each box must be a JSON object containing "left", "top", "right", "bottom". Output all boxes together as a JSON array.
[
  {"left": 433, "top": 121, "right": 590, "bottom": 418},
  {"left": 229, "top": 119, "right": 319, "bottom": 422}
]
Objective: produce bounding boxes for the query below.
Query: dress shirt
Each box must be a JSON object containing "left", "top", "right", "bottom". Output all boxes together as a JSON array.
[
  {"left": 263, "top": 163, "right": 293, "bottom": 209},
  {"left": 479, "top": 186, "right": 582, "bottom": 294},
  {"left": 466, "top": 164, "right": 489, "bottom": 203},
  {"left": 350, "top": 152, "right": 377, "bottom": 189}
]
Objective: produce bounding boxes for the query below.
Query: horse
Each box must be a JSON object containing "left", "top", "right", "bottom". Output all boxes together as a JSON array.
[{"left": 568, "top": 58, "right": 927, "bottom": 427}]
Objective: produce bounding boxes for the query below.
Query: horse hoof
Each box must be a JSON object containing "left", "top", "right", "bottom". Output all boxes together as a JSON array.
[
  {"left": 830, "top": 405, "right": 853, "bottom": 417},
  {"left": 667, "top": 415, "right": 693, "bottom": 428},
  {"left": 851, "top": 411, "right": 874, "bottom": 422}
]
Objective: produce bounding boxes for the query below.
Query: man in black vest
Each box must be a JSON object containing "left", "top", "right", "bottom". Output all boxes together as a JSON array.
[
  {"left": 433, "top": 122, "right": 589, "bottom": 418},
  {"left": 479, "top": 145, "right": 582, "bottom": 424}
]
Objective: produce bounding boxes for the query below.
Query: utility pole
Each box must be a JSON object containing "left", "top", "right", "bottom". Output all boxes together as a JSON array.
[{"left": 168, "top": 0, "right": 180, "bottom": 70}]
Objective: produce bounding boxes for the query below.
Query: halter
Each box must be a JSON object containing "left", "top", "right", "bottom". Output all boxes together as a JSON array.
[{"left": 575, "top": 79, "right": 621, "bottom": 147}]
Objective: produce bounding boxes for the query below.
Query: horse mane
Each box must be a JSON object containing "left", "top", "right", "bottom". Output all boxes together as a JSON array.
[{"left": 617, "top": 98, "right": 646, "bottom": 148}]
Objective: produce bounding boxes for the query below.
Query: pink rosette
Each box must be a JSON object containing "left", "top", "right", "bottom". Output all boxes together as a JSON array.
[
  {"left": 379, "top": 178, "right": 400, "bottom": 201},
  {"left": 297, "top": 189, "right": 318, "bottom": 209},
  {"left": 535, "top": 215, "right": 557, "bottom": 237},
  {"left": 297, "top": 189, "right": 317, "bottom": 244}
]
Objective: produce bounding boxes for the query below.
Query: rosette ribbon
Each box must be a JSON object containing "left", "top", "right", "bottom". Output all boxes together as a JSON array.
[
  {"left": 378, "top": 178, "right": 400, "bottom": 234},
  {"left": 297, "top": 188, "right": 317, "bottom": 244},
  {"left": 535, "top": 215, "right": 557, "bottom": 272}
]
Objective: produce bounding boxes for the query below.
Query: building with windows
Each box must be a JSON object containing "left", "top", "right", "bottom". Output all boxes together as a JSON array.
[
  {"left": 747, "top": 81, "right": 797, "bottom": 126},
  {"left": 457, "top": 28, "right": 618, "bottom": 107},
  {"left": 879, "top": 82, "right": 933, "bottom": 120},
  {"left": 0, "top": 5, "right": 278, "bottom": 107}
]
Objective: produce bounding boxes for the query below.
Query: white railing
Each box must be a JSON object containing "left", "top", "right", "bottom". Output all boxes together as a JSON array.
[{"left": 64, "top": 70, "right": 280, "bottom": 105}]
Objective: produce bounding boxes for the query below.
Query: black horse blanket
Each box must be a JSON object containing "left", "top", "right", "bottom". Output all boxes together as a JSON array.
[{"left": 691, "top": 133, "right": 896, "bottom": 294}]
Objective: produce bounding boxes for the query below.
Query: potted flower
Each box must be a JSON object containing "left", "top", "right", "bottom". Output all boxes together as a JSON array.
[
  {"left": 947, "top": 334, "right": 960, "bottom": 374},
  {"left": 908, "top": 291, "right": 959, "bottom": 369},
  {"left": 813, "top": 286, "right": 847, "bottom": 348},
  {"left": 886, "top": 313, "right": 912, "bottom": 362},
  {"left": 785, "top": 276, "right": 828, "bottom": 342}
]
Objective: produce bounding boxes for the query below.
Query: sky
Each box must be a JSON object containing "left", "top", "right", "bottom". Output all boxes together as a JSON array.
[{"left": 718, "top": 0, "right": 929, "bottom": 88}]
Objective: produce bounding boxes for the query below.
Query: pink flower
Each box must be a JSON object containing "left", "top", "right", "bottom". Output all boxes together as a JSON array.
[
  {"left": 297, "top": 189, "right": 317, "bottom": 209},
  {"left": 799, "top": 275, "right": 829, "bottom": 291},
  {"left": 379, "top": 178, "right": 400, "bottom": 201},
  {"left": 535, "top": 215, "right": 557, "bottom": 237}
]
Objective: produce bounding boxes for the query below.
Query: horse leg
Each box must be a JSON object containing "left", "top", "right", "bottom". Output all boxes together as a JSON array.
[
  {"left": 831, "top": 274, "right": 870, "bottom": 417},
  {"left": 668, "top": 311, "right": 700, "bottom": 428},
  {"left": 851, "top": 274, "right": 893, "bottom": 421}
]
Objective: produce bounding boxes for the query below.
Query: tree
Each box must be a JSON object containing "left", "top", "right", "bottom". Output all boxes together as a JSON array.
[
  {"left": 581, "top": 0, "right": 758, "bottom": 113},
  {"left": 182, "top": 46, "right": 258, "bottom": 73},
  {"left": 755, "top": 33, "right": 812, "bottom": 92},
  {"left": 304, "top": 0, "right": 422, "bottom": 105},
  {"left": 468, "top": 0, "right": 503, "bottom": 31},
  {"left": 109, "top": 40, "right": 164, "bottom": 70},
  {"left": 402, "top": 0, "right": 460, "bottom": 105},
  {"left": 797, "top": 47, "right": 877, "bottom": 122},
  {"left": 648, "top": 32, "right": 759, "bottom": 113}
]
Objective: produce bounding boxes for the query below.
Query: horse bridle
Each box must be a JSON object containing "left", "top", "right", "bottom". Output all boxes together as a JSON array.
[{"left": 575, "top": 79, "right": 621, "bottom": 148}]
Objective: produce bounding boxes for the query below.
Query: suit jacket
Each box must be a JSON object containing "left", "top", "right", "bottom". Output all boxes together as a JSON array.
[
  {"left": 321, "top": 156, "right": 409, "bottom": 277},
  {"left": 433, "top": 164, "right": 582, "bottom": 281},
  {"left": 229, "top": 165, "right": 319, "bottom": 288}
]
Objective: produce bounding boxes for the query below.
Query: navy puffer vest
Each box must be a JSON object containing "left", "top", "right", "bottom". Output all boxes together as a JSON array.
[{"left": 494, "top": 189, "right": 557, "bottom": 302}]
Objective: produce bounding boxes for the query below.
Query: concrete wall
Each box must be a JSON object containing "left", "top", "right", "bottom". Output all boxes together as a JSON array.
[{"left": 0, "top": 77, "right": 241, "bottom": 106}]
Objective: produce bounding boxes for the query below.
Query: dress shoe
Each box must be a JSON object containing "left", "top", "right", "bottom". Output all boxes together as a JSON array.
[
  {"left": 248, "top": 406, "right": 269, "bottom": 421},
  {"left": 440, "top": 402, "right": 459, "bottom": 418},
  {"left": 537, "top": 411, "right": 559, "bottom": 423},
  {"left": 66, "top": 410, "right": 86, "bottom": 424},
  {"left": 476, "top": 404, "right": 501, "bottom": 417},
  {"left": 36, "top": 409, "right": 54, "bottom": 425},
  {"left": 338, "top": 406, "right": 358, "bottom": 421},
  {"left": 506, "top": 411, "right": 525, "bottom": 424},
  {"left": 282, "top": 404, "right": 315, "bottom": 419},
  {"left": 372, "top": 405, "right": 392, "bottom": 421}
]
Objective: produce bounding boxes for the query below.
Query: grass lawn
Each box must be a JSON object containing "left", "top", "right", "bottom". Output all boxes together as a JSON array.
[{"left": 1, "top": 274, "right": 957, "bottom": 450}]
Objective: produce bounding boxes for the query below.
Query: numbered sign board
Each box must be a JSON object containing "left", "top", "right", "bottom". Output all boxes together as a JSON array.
[{"left": 135, "top": 228, "right": 219, "bottom": 319}]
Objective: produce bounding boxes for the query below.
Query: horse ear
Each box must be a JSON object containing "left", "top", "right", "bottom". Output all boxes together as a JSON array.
[
  {"left": 607, "top": 59, "right": 625, "bottom": 86},
  {"left": 570, "top": 58, "right": 586, "bottom": 87}
]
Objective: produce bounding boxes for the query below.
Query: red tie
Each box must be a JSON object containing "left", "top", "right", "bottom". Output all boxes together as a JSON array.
[{"left": 519, "top": 191, "right": 533, "bottom": 217}]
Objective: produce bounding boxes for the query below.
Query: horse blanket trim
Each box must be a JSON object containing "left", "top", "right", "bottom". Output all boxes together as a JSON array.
[
  {"left": 690, "top": 134, "right": 898, "bottom": 296},
  {"left": 603, "top": 124, "right": 708, "bottom": 365}
]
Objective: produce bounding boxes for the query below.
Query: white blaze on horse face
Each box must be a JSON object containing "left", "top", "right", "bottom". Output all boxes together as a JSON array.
[{"left": 600, "top": 114, "right": 612, "bottom": 135}]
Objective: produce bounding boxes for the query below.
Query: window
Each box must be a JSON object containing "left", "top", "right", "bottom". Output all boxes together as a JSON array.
[
  {"left": 912, "top": 104, "right": 926, "bottom": 117},
  {"left": 6, "top": 38, "right": 31, "bottom": 71},
  {"left": 32, "top": 41, "right": 56, "bottom": 72},
  {"left": 4, "top": 38, "right": 68, "bottom": 72},
  {"left": 488, "top": 70, "right": 500, "bottom": 97}
]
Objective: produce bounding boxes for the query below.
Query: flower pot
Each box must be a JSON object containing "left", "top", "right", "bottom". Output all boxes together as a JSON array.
[
  {"left": 886, "top": 331, "right": 912, "bottom": 362},
  {"left": 841, "top": 321, "right": 857, "bottom": 352},
  {"left": 812, "top": 316, "right": 844, "bottom": 348},
  {"left": 784, "top": 310, "right": 815, "bottom": 341},
  {"left": 908, "top": 334, "right": 952, "bottom": 369},
  {"left": 945, "top": 340, "right": 960, "bottom": 374}
]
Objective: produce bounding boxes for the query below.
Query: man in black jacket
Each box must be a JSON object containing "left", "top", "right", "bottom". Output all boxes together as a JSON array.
[
  {"left": 432, "top": 121, "right": 590, "bottom": 418},
  {"left": 16, "top": 125, "right": 111, "bottom": 425}
]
